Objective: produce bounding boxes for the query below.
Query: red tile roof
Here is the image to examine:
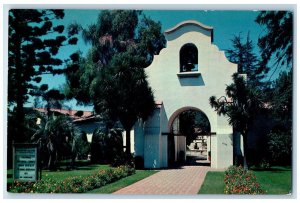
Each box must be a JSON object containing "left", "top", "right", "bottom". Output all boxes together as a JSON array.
[
  {"left": 155, "top": 100, "right": 163, "bottom": 108},
  {"left": 34, "top": 108, "right": 94, "bottom": 120}
]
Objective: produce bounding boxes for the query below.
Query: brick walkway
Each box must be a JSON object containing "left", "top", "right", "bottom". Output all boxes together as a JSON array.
[{"left": 113, "top": 166, "right": 212, "bottom": 195}]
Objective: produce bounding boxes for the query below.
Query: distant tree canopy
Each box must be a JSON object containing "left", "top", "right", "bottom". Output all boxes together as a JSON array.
[
  {"left": 8, "top": 9, "right": 79, "bottom": 142},
  {"left": 270, "top": 71, "right": 293, "bottom": 129},
  {"left": 256, "top": 11, "right": 293, "bottom": 71}
]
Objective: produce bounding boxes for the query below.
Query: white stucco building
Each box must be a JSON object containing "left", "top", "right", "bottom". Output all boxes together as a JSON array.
[{"left": 134, "top": 20, "right": 238, "bottom": 170}]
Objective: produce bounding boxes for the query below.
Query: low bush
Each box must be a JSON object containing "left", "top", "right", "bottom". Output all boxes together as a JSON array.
[
  {"left": 9, "top": 165, "right": 135, "bottom": 193},
  {"left": 111, "top": 152, "right": 134, "bottom": 167},
  {"left": 267, "top": 131, "right": 292, "bottom": 166},
  {"left": 224, "top": 165, "right": 264, "bottom": 194}
]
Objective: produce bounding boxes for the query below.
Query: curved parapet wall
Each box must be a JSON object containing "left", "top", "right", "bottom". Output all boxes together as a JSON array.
[{"left": 164, "top": 20, "right": 214, "bottom": 42}]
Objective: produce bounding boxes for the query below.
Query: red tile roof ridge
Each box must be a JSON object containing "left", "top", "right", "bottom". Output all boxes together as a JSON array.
[{"left": 34, "top": 108, "right": 94, "bottom": 118}]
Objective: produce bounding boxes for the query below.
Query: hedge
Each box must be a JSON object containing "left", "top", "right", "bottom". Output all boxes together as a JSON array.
[{"left": 9, "top": 165, "right": 135, "bottom": 193}]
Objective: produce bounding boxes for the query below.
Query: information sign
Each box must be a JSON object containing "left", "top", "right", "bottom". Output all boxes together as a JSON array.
[{"left": 13, "top": 144, "right": 38, "bottom": 182}]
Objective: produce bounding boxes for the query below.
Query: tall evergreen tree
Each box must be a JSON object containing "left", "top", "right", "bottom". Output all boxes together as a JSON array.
[
  {"left": 255, "top": 11, "right": 293, "bottom": 71},
  {"left": 270, "top": 70, "right": 293, "bottom": 129},
  {"left": 226, "top": 33, "right": 263, "bottom": 88},
  {"left": 256, "top": 11, "right": 293, "bottom": 154},
  {"left": 8, "top": 9, "right": 78, "bottom": 142},
  {"left": 65, "top": 10, "right": 166, "bottom": 154}
]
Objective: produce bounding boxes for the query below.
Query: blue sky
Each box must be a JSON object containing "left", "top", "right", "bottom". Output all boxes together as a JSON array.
[{"left": 31, "top": 10, "right": 265, "bottom": 111}]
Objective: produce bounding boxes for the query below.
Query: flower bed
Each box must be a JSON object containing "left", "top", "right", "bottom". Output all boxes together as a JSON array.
[
  {"left": 224, "top": 165, "right": 264, "bottom": 194},
  {"left": 9, "top": 166, "right": 135, "bottom": 193}
]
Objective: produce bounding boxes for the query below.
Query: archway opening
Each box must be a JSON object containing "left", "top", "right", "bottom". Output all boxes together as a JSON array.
[{"left": 168, "top": 108, "right": 211, "bottom": 167}]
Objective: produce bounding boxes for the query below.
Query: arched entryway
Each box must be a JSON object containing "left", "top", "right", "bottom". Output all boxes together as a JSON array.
[{"left": 167, "top": 107, "right": 212, "bottom": 167}]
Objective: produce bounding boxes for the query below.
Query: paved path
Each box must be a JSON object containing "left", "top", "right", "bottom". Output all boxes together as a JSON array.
[{"left": 113, "top": 166, "right": 212, "bottom": 195}]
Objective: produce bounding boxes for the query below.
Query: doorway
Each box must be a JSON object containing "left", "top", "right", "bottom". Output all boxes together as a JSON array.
[{"left": 168, "top": 108, "right": 211, "bottom": 167}]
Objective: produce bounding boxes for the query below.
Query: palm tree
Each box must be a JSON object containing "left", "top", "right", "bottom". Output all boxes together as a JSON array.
[
  {"left": 93, "top": 53, "right": 156, "bottom": 155},
  {"left": 32, "top": 114, "right": 80, "bottom": 170},
  {"left": 209, "top": 73, "right": 262, "bottom": 170},
  {"left": 91, "top": 127, "right": 124, "bottom": 164}
]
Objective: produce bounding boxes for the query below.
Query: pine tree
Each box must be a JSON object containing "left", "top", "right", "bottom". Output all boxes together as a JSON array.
[
  {"left": 8, "top": 9, "right": 79, "bottom": 142},
  {"left": 255, "top": 11, "right": 293, "bottom": 71},
  {"left": 226, "top": 33, "right": 263, "bottom": 88}
]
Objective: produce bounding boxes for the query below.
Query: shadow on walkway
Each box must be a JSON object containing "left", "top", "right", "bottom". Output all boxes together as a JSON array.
[{"left": 166, "top": 155, "right": 211, "bottom": 169}]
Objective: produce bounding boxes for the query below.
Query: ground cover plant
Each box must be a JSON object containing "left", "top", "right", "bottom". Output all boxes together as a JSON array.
[
  {"left": 224, "top": 165, "right": 264, "bottom": 194},
  {"left": 9, "top": 165, "right": 134, "bottom": 193}
]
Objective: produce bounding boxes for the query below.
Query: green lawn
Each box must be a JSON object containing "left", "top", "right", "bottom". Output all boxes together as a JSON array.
[
  {"left": 198, "top": 166, "right": 292, "bottom": 195},
  {"left": 41, "top": 164, "right": 111, "bottom": 181},
  {"left": 253, "top": 166, "right": 292, "bottom": 194},
  {"left": 88, "top": 170, "right": 157, "bottom": 194},
  {"left": 198, "top": 171, "right": 225, "bottom": 194}
]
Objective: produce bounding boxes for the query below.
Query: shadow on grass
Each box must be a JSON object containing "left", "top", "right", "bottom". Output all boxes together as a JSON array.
[
  {"left": 251, "top": 166, "right": 292, "bottom": 172},
  {"left": 43, "top": 164, "right": 110, "bottom": 172},
  {"left": 41, "top": 160, "right": 111, "bottom": 172}
]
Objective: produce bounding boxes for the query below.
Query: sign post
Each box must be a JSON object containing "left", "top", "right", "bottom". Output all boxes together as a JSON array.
[{"left": 13, "top": 144, "right": 38, "bottom": 182}]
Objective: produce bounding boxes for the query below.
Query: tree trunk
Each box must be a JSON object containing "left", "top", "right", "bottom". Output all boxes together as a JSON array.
[
  {"left": 14, "top": 33, "right": 25, "bottom": 143},
  {"left": 125, "top": 129, "right": 131, "bottom": 155},
  {"left": 47, "top": 141, "right": 57, "bottom": 170},
  {"left": 242, "top": 131, "right": 248, "bottom": 170}
]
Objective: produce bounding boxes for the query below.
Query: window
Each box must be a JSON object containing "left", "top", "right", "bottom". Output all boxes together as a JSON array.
[{"left": 180, "top": 43, "right": 198, "bottom": 72}]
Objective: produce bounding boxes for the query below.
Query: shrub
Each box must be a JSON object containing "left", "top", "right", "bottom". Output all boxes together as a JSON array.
[
  {"left": 267, "top": 131, "right": 292, "bottom": 166},
  {"left": 91, "top": 128, "right": 123, "bottom": 164},
  {"left": 224, "top": 165, "right": 264, "bottom": 194},
  {"left": 259, "top": 158, "right": 270, "bottom": 169},
  {"left": 74, "top": 131, "right": 90, "bottom": 160},
  {"left": 111, "top": 152, "right": 135, "bottom": 168},
  {"left": 9, "top": 165, "right": 135, "bottom": 193},
  {"left": 90, "top": 128, "right": 109, "bottom": 163}
]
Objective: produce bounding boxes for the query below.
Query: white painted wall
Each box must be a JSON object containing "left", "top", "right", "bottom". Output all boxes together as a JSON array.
[
  {"left": 134, "top": 120, "right": 145, "bottom": 157},
  {"left": 134, "top": 105, "right": 168, "bottom": 168},
  {"left": 146, "top": 24, "right": 236, "bottom": 133},
  {"left": 143, "top": 108, "right": 161, "bottom": 168},
  {"left": 216, "top": 134, "right": 233, "bottom": 169},
  {"left": 143, "top": 21, "right": 237, "bottom": 169},
  {"left": 160, "top": 104, "right": 169, "bottom": 168}
]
